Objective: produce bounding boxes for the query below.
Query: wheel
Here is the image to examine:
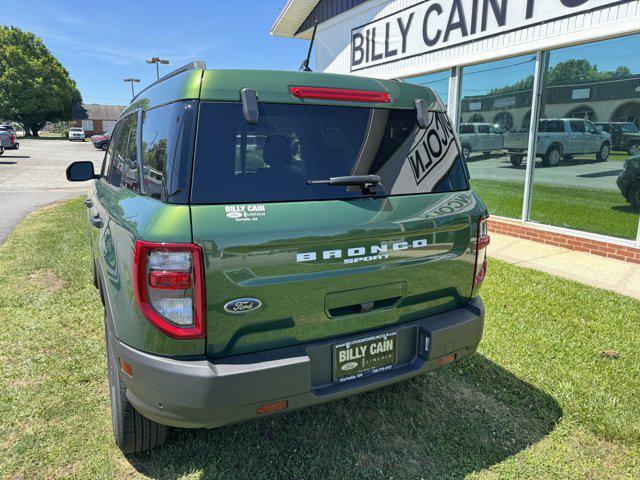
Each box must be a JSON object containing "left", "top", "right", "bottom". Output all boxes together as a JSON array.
[
  {"left": 542, "top": 147, "right": 562, "bottom": 167},
  {"left": 106, "top": 322, "right": 169, "bottom": 453},
  {"left": 461, "top": 145, "right": 472, "bottom": 162},
  {"left": 510, "top": 155, "right": 523, "bottom": 167},
  {"left": 482, "top": 151, "right": 491, "bottom": 156},
  {"left": 0, "top": 146, "right": 4, "bottom": 156},
  {"left": 630, "top": 185, "right": 640, "bottom": 210},
  {"left": 628, "top": 143, "right": 640, "bottom": 157},
  {"left": 596, "top": 143, "right": 610, "bottom": 162},
  {"left": 101, "top": 143, "right": 109, "bottom": 151}
]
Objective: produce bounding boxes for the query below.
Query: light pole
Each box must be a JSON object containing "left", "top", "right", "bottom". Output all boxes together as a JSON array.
[
  {"left": 123, "top": 78, "right": 140, "bottom": 98},
  {"left": 146, "top": 57, "right": 170, "bottom": 80}
]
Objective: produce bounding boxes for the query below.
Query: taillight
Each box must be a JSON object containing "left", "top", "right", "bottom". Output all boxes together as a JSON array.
[
  {"left": 133, "top": 241, "right": 205, "bottom": 339},
  {"left": 289, "top": 86, "right": 391, "bottom": 103},
  {"left": 9, "top": 134, "right": 14, "bottom": 145},
  {"left": 472, "top": 217, "right": 490, "bottom": 292}
]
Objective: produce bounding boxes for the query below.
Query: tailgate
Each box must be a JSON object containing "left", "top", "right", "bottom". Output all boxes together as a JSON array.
[{"left": 192, "top": 192, "right": 482, "bottom": 358}]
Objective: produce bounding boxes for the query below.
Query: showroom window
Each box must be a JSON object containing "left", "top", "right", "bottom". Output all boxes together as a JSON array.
[
  {"left": 458, "top": 55, "right": 537, "bottom": 219},
  {"left": 406, "top": 70, "right": 450, "bottom": 108},
  {"left": 532, "top": 34, "right": 640, "bottom": 240}
]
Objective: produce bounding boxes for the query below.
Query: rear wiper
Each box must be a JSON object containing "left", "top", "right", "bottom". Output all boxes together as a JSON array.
[{"left": 306, "top": 174, "right": 383, "bottom": 194}]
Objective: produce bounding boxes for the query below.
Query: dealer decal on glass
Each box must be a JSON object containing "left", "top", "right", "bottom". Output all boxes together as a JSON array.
[{"left": 377, "top": 111, "right": 457, "bottom": 194}]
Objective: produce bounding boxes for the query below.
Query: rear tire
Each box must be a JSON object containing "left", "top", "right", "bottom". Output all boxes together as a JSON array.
[
  {"left": 628, "top": 143, "right": 640, "bottom": 157},
  {"left": 596, "top": 143, "right": 610, "bottom": 162},
  {"left": 630, "top": 185, "right": 640, "bottom": 210},
  {"left": 542, "top": 147, "right": 562, "bottom": 167},
  {"left": 482, "top": 151, "right": 491, "bottom": 156},
  {"left": 461, "top": 145, "right": 472, "bottom": 162},
  {"left": 101, "top": 143, "right": 109, "bottom": 151},
  {"left": 106, "top": 322, "right": 169, "bottom": 453},
  {"left": 510, "top": 154, "right": 523, "bottom": 167}
]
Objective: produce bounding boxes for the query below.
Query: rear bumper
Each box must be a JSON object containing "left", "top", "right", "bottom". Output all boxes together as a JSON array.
[{"left": 113, "top": 297, "right": 484, "bottom": 429}]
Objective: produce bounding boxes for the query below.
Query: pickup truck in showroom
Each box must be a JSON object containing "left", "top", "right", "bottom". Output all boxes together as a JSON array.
[{"left": 503, "top": 118, "right": 611, "bottom": 167}]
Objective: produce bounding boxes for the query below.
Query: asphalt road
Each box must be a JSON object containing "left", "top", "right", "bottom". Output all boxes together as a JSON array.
[
  {"left": 466, "top": 151, "right": 624, "bottom": 191},
  {"left": 0, "top": 139, "right": 104, "bottom": 243}
]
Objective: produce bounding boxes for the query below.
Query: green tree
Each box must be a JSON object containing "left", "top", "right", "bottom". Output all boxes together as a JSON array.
[
  {"left": 489, "top": 59, "right": 633, "bottom": 95},
  {"left": 0, "top": 26, "right": 81, "bottom": 136}
]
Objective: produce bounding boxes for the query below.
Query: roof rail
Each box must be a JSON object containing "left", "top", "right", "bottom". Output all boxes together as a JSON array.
[{"left": 132, "top": 60, "right": 206, "bottom": 101}]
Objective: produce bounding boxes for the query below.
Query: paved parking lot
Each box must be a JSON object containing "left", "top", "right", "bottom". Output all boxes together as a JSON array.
[
  {"left": 0, "top": 139, "right": 103, "bottom": 243},
  {"left": 466, "top": 152, "right": 623, "bottom": 191}
]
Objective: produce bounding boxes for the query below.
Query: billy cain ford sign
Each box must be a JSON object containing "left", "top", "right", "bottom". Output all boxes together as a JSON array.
[{"left": 351, "top": 0, "right": 621, "bottom": 71}]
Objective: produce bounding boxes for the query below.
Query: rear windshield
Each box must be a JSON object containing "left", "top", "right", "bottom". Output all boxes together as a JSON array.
[{"left": 191, "top": 102, "right": 468, "bottom": 204}]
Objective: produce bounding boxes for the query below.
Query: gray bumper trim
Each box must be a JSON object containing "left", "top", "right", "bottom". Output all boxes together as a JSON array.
[{"left": 114, "top": 297, "right": 484, "bottom": 428}]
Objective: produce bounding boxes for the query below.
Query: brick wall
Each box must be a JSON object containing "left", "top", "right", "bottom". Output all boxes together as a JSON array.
[{"left": 488, "top": 218, "right": 640, "bottom": 264}]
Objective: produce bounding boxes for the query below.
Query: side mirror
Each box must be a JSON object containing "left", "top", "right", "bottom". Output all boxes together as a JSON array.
[{"left": 66, "top": 161, "right": 98, "bottom": 182}]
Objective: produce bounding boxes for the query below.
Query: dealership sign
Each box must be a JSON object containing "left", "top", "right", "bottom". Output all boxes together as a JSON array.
[{"left": 351, "top": 0, "right": 620, "bottom": 70}]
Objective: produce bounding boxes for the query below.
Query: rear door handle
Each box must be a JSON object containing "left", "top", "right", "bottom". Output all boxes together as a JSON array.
[
  {"left": 84, "top": 199, "right": 93, "bottom": 208},
  {"left": 90, "top": 214, "right": 103, "bottom": 229}
]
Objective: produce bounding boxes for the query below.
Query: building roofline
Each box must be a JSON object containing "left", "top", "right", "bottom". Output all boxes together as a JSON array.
[{"left": 270, "top": 0, "right": 320, "bottom": 39}]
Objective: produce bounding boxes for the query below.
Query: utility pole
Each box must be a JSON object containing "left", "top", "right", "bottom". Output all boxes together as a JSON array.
[
  {"left": 123, "top": 78, "right": 140, "bottom": 99},
  {"left": 146, "top": 57, "right": 170, "bottom": 80}
]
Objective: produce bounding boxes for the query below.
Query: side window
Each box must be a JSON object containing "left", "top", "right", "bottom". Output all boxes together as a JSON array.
[
  {"left": 543, "top": 120, "right": 564, "bottom": 133},
  {"left": 106, "top": 113, "right": 140, "bottom": 191},
  {"left": 101, "top": 122, "right": 122, "bottom": 177},
  {"left": 585, "top": 121, "right": 598, "bottom": 134},
  {"left": 477, "top": 125, "right": 490, "bottom": 134},
  {"left": 569, "top": 121, "right": 585, "bottom": 133},
  {"left": 459, "top": 124, "right": 473, "bottom": 134},
  {"left": 140, "top": 101, "right": 197, "bottom": 202}
]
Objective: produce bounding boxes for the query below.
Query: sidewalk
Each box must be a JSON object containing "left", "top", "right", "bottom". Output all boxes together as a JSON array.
[{"left": 488, "top": 233, "right": 640, "bottom": 301}]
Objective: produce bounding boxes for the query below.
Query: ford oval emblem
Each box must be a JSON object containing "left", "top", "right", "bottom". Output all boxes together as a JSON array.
[{"left": 224, "top": 298, "right": 262, "bottom": 314}]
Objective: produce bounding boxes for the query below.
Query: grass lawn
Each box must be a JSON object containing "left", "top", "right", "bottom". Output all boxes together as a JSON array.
[
  {"left": 472, "top": 179, "right": 639, "bottom": 240},
  {"left": 1, "top": 198, "right": 639, "bottom": 479}
]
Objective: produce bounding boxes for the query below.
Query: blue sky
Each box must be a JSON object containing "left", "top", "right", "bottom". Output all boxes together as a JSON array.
[{"left": 5, "top": 1, "right": 307, "bottom": 105}]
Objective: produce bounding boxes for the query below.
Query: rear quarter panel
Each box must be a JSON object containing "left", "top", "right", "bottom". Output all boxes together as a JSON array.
[{"left": 95, "top": 181, "right": 202, "bottom": 355}]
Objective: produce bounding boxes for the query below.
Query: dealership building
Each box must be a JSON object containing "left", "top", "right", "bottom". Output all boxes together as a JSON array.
[{"left": 273, "top": 0, "right": 640, "bottom": 262}]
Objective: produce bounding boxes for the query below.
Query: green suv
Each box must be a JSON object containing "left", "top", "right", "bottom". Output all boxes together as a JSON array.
[{"left": 67, "top": 62, "right": 489, "bottom": 453}]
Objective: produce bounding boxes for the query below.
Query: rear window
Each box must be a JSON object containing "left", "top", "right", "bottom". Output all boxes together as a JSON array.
[{"left": 191, "top": 103, "right": 467, "bottom": 204}]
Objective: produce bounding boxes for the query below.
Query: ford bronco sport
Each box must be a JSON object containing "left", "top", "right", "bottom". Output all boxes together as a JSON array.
[{"left": 67, "top": 61, "right": 489, "bottom": 453}]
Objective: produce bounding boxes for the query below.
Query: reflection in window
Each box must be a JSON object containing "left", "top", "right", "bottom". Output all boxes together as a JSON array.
[
  {"left": 405, "top": 70, "right": 450, "bottom": 108},
  {"left": 532, "top": 33, "right": 640, "bottom": 240},
  {"left": 459, "top": 55, "right": 537, "bottom": 219}
]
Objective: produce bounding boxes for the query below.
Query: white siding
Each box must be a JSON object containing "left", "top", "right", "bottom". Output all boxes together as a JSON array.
[{"left": 315, "top": 0, "right": 640, "bottom": 78}]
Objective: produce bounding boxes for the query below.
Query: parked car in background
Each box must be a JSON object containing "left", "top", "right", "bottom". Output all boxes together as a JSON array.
[
  {"left": 617, "top": 155, "right": 640, "bottom": 209},
  {"left": 503, "top": 118, "right": 611, "bottom": 167},
  {"left": 66, "top": 64, "right": 489, "bottom": 453},
  {"left": 458, "top": 123, "right": 503, "bottom": 161},
  {"left": 594, "top": 122, "right": 640, "bottom": 156},
  {"left": 91, "top": 132, "right": 111, "bottom": 151},
  {"left": 0, "top": 125, "right": 19, "bottom": 150},
  {"left": 68, "top": 127, "right": 85, "bottom": 141},
  {"left": 0, "top": 129, "right": 16, "bottom": 152}
]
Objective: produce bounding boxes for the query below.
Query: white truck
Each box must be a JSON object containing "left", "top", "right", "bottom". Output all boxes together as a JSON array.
[
  {"left": 503, "top": 118, "right": 611, "bottom": 167},
  {"left": 458, "top": 123, "right": 503, "bottom": 161}
]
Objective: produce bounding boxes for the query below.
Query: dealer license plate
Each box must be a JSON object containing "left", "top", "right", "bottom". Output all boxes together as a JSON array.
[{"left": 333, "top": 332, "right": 397, "bottom": 383}]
